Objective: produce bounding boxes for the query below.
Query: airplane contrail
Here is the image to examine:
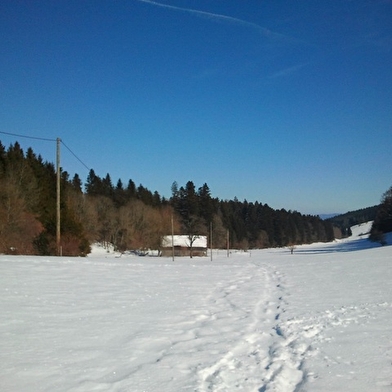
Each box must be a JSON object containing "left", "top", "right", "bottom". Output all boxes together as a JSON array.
[{"left": 134, "top": 0, "right": 277, "bottom": 38}]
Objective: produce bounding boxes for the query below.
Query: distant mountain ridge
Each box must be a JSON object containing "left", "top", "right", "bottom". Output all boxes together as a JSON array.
[{"left": 319, "top": 213, "right": 340, "bottom": 220}]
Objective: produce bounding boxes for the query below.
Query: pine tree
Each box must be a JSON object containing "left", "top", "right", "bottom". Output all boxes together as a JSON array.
[
  {"left": 102, "top": 173, "right": 114, "bottom": 198},
  {"left": 71, "top": 174, "right": 83, "bottom": 193},
  {"left": 85, "top": 169, "right": 101, "bottom": 196},
  {"left": 126, "top": 179, "right": 137, "bottom": 199},
  {"left": 113, "top": 178, "right": 127, "bottom": 207},
  {"left": 198, "top": 183, "right": 214, "bottom": 224}
]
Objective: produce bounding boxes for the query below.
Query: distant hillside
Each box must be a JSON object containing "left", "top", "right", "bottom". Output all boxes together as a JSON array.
[
  {"left": 327, "top": 206, "right": 378, "bottom": 234},
  {"left": 319, "top": 213, "right": 340, "bottom": 220}
]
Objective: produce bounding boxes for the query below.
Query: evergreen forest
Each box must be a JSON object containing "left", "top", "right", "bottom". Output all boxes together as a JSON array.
[
  {"left": 369, "top": 185, "right": 392, "bottom": 245},
  {"left": 0, "top": 141, "right": 337, "bottom": 256}
]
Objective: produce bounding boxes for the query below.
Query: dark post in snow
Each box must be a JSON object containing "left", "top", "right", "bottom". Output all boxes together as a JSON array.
[
  {"left": 210, "top": 221, "right": 213, "bottom": 261},
  {"left": 171, "top": 214, "right": 174, "bottom": 262},
  {"left": 227, "top": 229, "right": 230, "bottom": 258}
]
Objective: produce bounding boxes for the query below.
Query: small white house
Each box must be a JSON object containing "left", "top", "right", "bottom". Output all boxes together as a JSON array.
[{"left": 161, "top": 235, "right": 207, "bottom": 257}]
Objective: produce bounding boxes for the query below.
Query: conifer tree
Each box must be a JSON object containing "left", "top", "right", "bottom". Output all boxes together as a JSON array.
[
  {"left": 126, "top": 179, "right": 137, "bottom": 200},
  {"left": 198, "top": 183, "right": 214, "bottom": 224},
  {"left": 71, "top": 174, "right": 83, "bottom": 193},
  {"left": 113, "top": 178, "right": 127, "bottom": 207},
  {"left": 85, "top": 169, "right": 101, "bottom": 195},
  {"left": 102, "top": 173, "right": 114, "bottom": 198}
]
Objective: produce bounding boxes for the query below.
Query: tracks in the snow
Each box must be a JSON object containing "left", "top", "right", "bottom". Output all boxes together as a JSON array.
[
  {"left": 195, "top": 264, "right": 374, "bottom": 392},
  {"left": 196, "top": 264, "right": 307, "bottom": 392}
]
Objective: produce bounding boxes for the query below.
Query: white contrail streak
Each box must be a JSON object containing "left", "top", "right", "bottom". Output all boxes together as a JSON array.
[
  {"left": 269, "top": 62, "right": 310, "bottom": 79},
  {"left": 135, "top": 0, "right": 276, "bottom": 38}
]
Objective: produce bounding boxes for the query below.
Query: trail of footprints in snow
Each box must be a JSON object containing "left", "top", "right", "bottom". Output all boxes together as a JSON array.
[
  {"left": 257, "top": 270, "right": 308, "bottom": 392},
  {"left": 261, "top": 271, "right": 387, "bottom": 391},
  {"left": 198, "top": 267, "right": 288, "bottom": 391},
  {"left": 198, "top": 268, "right": 386, "bottom": 392}
]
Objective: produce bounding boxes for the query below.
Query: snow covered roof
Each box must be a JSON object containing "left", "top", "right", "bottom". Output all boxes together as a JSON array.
[{"left": 162, "top": 235, "right": 207, "bottom": 248}]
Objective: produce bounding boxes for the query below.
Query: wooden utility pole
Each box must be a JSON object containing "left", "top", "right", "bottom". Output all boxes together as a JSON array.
[{"left": 56, "top": 137, "right": 61, "bottom": 256}]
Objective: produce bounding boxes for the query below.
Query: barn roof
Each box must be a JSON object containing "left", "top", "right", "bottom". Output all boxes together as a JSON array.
[{"left": 162, "top": 235, "right": 207, "bottom": 248}]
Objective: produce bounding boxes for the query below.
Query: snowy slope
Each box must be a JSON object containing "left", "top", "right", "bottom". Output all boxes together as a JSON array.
[
  {"left": 349, "top": 221, "right": 372, "bottom": 238},
  {"left": 1, "top": 225, "right": 391, "bottom": 391}
]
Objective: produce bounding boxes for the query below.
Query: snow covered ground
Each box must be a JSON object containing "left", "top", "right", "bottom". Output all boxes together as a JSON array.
[{"left": 1, "top": 223, "right": 391, "bottom": 391}]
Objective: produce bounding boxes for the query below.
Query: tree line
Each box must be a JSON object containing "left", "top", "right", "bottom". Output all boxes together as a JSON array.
[
  {"left": 0, "top": 141, "right": 335, "bottom": 256},
  {"left": 370, "top": 185, "right": 392, "bottom": 245}
]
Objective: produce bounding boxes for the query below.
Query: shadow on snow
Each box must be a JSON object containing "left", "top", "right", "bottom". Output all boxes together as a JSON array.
[{"left": 294, "top": 237, "right": 390, "bottom": 255}]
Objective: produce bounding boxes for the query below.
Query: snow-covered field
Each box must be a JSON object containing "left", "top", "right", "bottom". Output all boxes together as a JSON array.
[{"left": 1, "top": 222, "right": 391, "bottom": 391}]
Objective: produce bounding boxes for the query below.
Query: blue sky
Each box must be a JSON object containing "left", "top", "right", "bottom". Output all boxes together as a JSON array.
[{"left": 1, "top": 0, "right": 391, "bottom": 215}]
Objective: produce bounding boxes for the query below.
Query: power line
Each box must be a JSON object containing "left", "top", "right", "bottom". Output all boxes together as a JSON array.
[
  {"left": 0, "top": 130, "right": 56, "bottom": 142},
  {"left": 60, "top": 140, "right": 90, "bottom": 171},
  {"left": 1, "top": 132, "right": 90, "bottom": 256},
  {"left": 0, "top": 130, "right": 91, "bottom": 172}
]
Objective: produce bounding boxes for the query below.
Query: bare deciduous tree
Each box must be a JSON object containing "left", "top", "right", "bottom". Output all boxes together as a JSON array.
[{"left": 0, "top": 177, "right": 42, "bottom": 254}]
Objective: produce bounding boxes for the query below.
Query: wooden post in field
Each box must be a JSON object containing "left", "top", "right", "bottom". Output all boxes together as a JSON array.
[
  {"left": 210, "top": 221, "right": 213, "bottom": 261},
  {"left": 227, "top": 229, "right": 230, "bottom": 257}
]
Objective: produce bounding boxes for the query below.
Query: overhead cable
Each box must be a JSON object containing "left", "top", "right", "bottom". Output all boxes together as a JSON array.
[
  {"left": 60, "top": 140, "right": 91, "bottom": 171},
  {"left": 0, "top": 130, "right": 56, "bottom": 142},
  {"left": 0, "top": 130, "right": 91, "bottom": 171}
]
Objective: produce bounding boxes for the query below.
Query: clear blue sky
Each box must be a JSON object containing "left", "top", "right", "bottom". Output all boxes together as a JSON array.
[{"left": 1, "top": 0, "right": 391, "bottom": 215}]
